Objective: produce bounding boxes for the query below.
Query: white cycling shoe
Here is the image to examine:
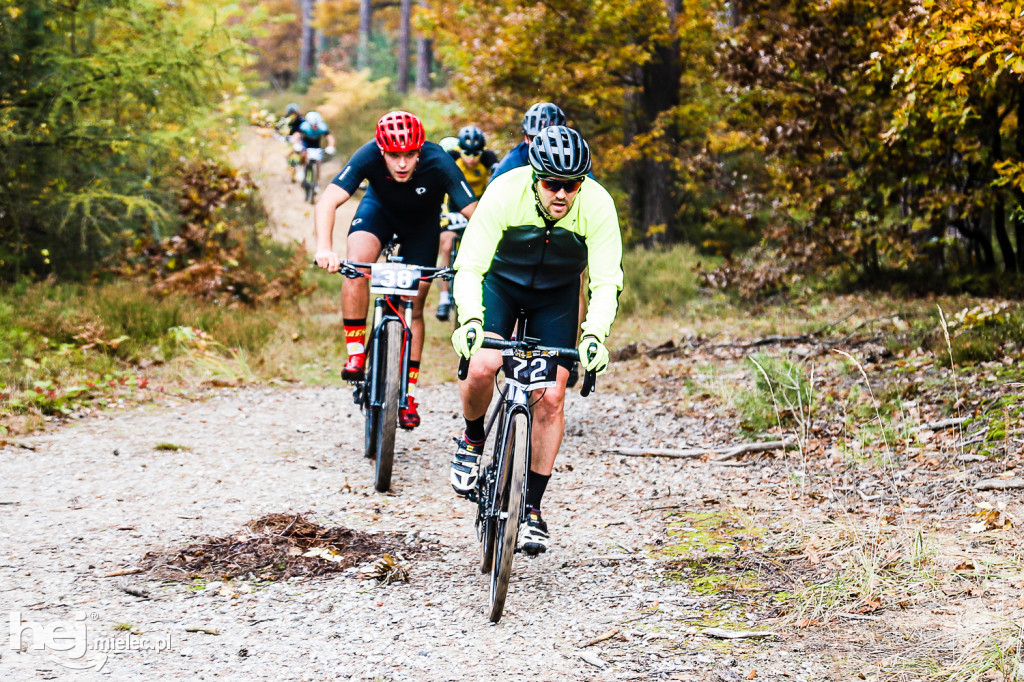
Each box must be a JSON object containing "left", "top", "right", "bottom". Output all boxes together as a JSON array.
[
  {"left": 518, "top": 510, "right": 549, "bottom": 555},
  {"left": 450, "top": 439, "right": 482, "bottom": 497}
]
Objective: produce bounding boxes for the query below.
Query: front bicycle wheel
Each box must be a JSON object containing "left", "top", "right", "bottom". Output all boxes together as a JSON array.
[
  {"left": 373, "top": 319, "right": 402, "bottom": 492},
  {"left": 478, "top": 402, "right": 506, "bottom": 575},
  {"left": 488, "top": 410, "right": 529, "bottom": 623},
  {"left": 303, "top": 163, "right": 314, "bottom": 202},
  {"left": 308, "top": 162, "right": 320, "bottom": 203}
]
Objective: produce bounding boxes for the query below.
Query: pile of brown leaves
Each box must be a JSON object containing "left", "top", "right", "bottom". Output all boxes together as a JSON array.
[{"left": 142, "top": 513, "right": 409, "bottom": 581}]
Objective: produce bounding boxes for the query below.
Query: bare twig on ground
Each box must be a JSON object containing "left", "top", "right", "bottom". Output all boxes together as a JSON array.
[
  {"left": 581, "top": 627, "right": 621, "bottom": 647},
  {"left": 103, "top": 567, "right": 144, "bottom": 578},
  {"left": 975, "top": 478, "right": 1024, "bottom": 490},
  {"left": 185, "top": 627, "right": 221, "bottom": 635},
  {"left": 912, "top": 417, "right": 969, "bottom": 432},
  {"left": 604, "top": 440, "right": 792, "bottom": 460},
  {"left": 700, "top": 627, "right": 777, "bottom": 640}
]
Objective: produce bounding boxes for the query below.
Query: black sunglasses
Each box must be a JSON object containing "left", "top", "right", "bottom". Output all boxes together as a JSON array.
[
  {"left": 538, "top": 176, "right": 583, "bottom": 193},
  {"left": 460, "top": 149, "right": 481, "bottom": 157}
]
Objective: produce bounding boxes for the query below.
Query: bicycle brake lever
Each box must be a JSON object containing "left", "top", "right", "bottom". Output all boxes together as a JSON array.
[
  {"left": 457, "top": 329, "right": 476, "bottom": 380},
  {"left": 580, "top": 369, "right": 596, "bottom": 397}
]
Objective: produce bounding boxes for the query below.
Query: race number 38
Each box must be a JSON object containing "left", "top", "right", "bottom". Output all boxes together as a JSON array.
[
  {"left": 370, "top": 263, "right": 421, "bottom": 295},
  {"left": 502, "top": 349, "right": 558, "bottom": 390}
]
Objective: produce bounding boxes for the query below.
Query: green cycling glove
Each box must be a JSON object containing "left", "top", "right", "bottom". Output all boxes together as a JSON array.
[
  {"left": 577, "top": 335, "right": 610, "bottom": 374},
  {"left": 452, "top": 319, "right": 484, "bottom": 359}
]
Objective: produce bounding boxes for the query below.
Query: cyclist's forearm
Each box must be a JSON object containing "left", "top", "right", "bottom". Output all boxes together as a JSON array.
[
  {"left": 452, "top": 271, "right": 485, "bottom": 325},
  {"left": 580, "top": 284, "right": 619, "bottom": 341}
]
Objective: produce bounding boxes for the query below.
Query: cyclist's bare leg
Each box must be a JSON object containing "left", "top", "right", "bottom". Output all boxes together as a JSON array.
[
  {"left": 437, "top": 231, "right": 455, "bottom": 296},
  {"left": 341, "top": 232, "right": 382, "bottom": 320},
  {"left": 459, "top": 334, "right": 503, "bottom": 420},
  {"left": 529, "top": 366, "right": 570, "bottom": 476},
  {"left": 409, "top": 279, "right": 432, "bottom": 363}
]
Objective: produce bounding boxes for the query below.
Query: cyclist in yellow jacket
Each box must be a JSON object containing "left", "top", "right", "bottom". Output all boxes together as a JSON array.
[
  {"left": 449, "top": 126, "right": 623, "bottom": 555},
  {"left": 436, "top": 126, "right": 499, "bottom": 321}
]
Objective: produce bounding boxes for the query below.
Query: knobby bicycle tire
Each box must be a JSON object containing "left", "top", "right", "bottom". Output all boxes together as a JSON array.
[
  {"left": 488, "top": 410, "right": 529, "bottom": 622},
  {"left": 478, "top": 402, "right": 506, "bottom": 575},
  {"left": 304, "top": 162, "right": 317, "bottom": 203},
  {"left": 373, "top": 319, "right": 402, "bottom": 492},
  {"left": 362, "top": 341, "right": 378, "bottom": 460}
]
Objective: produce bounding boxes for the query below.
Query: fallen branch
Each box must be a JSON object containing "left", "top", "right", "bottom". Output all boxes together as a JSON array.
[
  {"left": 103, "top": 567, "right": 144, "bottom": 578},
  {"left": 700, "top": 627, "right": 777, "bottom": 640},
  {"left": 975, "top": 478, "right": 1024, "bottom": 491},
  {"left": 912, "top": 417, "right": 968, "bottom": 433},
  {"left": 185, "top": 627, "right": 221, "bottom": 635},
  {"left": 604, "top": 440, "right": 792, "bottom": 461},
  {"left": 581, "top": 627, "right": 621, "bottom": 648}
]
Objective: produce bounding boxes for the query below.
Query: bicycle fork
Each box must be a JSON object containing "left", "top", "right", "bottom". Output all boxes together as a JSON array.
[{"left": 478, "top": 396, "right": 531, "bottom": 541}]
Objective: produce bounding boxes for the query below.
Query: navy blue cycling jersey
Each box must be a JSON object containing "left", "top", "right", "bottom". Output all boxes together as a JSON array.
[
  {"left": 331, "top": 140, "right": 476, "bottom": 216},
  {"left": 488, "top": 142, "right": 530, "bottom": 183}
]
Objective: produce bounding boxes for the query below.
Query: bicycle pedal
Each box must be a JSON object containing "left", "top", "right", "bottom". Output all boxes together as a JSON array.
[
  {"left": 465, "top": 490, "right": 478, "bottom": 504},
  {"left": 351, "top": 384, "right": 363, "bottom": 404}
]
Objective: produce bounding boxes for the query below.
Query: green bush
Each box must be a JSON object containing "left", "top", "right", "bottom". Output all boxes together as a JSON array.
[{"left": 618, "top": 244, "right": 704, "bottom": 316}]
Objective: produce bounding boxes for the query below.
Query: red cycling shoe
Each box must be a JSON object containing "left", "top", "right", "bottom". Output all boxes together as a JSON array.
[
  {"left": 342, "top": 354, "right": 366, "bottom": 381},
  {"left": 399, "top": 396, "right": 421, "bottom": 430}
]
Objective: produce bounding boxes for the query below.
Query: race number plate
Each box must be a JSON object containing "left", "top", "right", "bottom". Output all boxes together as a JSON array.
[
  {"left": 502, "top": 348, "right": 558, "bottom": 391},
  {"left": 370, "top": 262, "right": 421, "bottom": 295}
]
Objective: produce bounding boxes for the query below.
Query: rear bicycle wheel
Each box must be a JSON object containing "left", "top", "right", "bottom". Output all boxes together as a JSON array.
[
  {"left": 373, "top": 319, "right": 402, "bottom": 492},
  {"left": 488, "top": 410, "right": 529, "bottom": 623}
]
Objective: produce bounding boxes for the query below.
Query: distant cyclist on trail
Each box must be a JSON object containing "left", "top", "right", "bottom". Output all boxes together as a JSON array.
[
  {"left": 436, "top": 125, "right": 499, "bottom": 321},
  {"left": 489, "top": 102, "right": 566, "bottom": 182},
  {"left": 449, "top": 126, "right": 623, "bottom": 555},
  {"left": 292, "top": 111, "right": 336, "bottom": 165},
  {"left": 313, "top": 111, "right": 478, "bottom": 430}
]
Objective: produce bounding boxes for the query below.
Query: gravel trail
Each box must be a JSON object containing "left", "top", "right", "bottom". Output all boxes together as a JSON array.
[{"left": 1, "top": 382, "right": 831, "bottom": 681}]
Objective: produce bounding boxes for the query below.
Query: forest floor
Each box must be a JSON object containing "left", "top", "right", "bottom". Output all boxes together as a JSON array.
[{"left": 1, "top": 131, "right": 1022, "bottom": 681}]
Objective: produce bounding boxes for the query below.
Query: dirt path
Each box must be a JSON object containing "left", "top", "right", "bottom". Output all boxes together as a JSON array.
[
  {"left": 0, "top": 383, "right": 834, "bottom": 681},
  {"left": 229, "top": 128, "right": 354, "bottom": 254},
  {"left": 3, "top": 131, "right": 1018, "bottom": 681}
]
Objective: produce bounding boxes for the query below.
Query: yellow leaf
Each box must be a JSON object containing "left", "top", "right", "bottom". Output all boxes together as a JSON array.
[{"left": 946, "top": 69, "right": 964, "bottom": 85}]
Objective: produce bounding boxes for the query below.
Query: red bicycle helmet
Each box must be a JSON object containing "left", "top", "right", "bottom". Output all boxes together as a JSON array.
[{"left": 375, "top": 111, "right": 425, "bottom": 152}]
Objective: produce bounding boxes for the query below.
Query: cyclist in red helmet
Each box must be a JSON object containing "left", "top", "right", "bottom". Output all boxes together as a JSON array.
[{"left": 315, "top": 111, "right": 478, "bottom": 429}]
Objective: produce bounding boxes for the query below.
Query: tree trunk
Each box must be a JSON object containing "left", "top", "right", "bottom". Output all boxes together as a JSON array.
[
  {"left": 988, "top": 101, "right": 1016, "bottom": 271},
  {"left": 397, "top": 0, "right": 412, "bottom": 93},
  {"left": 1016, "top": 82, "right": 1024, "bottom": 272},
  {"left": 357, "top": 0, "right": 372, "bottom": 72},
  {"left": 298, "top": 0, "right": 316, "bottom": 83},
  {"left": 416, "top": 38, "right": 433, "bottom": 92},
  {"left": 629, "top": 0, "right": 682, "bottom": 247}
]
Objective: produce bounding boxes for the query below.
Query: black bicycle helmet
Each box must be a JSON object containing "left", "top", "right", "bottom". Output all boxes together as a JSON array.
[
  {"left": 457, "top": 125, "right": 486, "bottom": 154},
  {"left": 522, "top": 102, "right": 566, "bottom": 138},
  {"left": 528, "top": 126, "right": 592, "bottom": 178}
]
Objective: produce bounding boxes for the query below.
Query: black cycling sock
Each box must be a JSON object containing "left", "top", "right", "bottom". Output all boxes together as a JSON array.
[
  {"left": 525, "top": 470, "right": 551, "bottom": 512},
  {"left": 464, "top": 416, "right": 485, "bottom": 445}
]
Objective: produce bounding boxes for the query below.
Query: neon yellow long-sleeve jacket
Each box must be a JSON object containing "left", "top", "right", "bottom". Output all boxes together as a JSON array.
[{"left": 453, "top": 165, "right": 623, "bottom": 342}]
